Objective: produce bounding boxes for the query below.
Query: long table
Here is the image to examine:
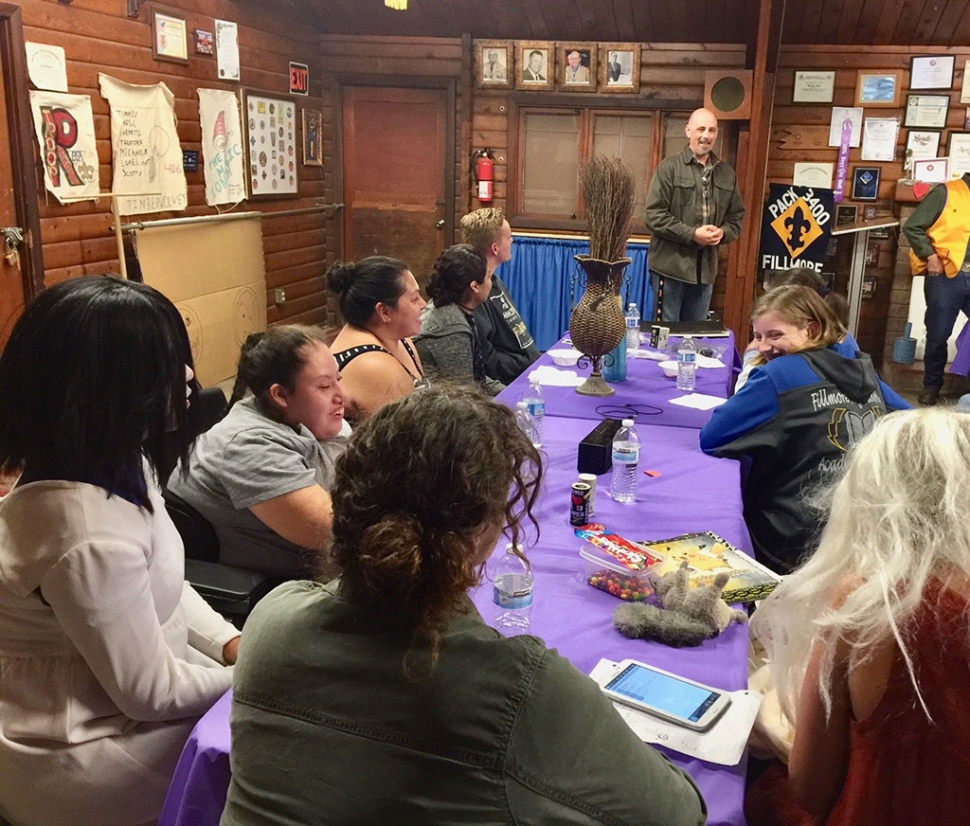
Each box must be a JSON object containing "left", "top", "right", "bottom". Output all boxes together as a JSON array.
[
  {"left": 162, "top": 344, "right": 751, "bottom": 826},
  {"left": 472, "top": 414, "right": 751, "bottom": 826},
  {"left": 504, "top": 334, "right": 738, "bottom": 427}
]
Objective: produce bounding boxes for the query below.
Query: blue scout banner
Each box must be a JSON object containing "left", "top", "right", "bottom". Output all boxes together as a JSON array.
[{"left": 759, "top": 184, "right": 834, "bottom": 274}]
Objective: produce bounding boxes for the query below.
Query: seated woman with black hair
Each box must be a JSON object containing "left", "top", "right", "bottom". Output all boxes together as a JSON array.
[
  {"left": 414, "top": 243, "right": 506, "bottom": 395},
  {"left": 0, "top": 276, "right": 238, "bottom": 826},
  {"left": 221, "top": 385, "right": 707, "bottom": 826},
  {"left": 327, "top": 256, "right": 428, "bottom": 421},
  {"left": 170, "top": 325, "right": 349, "bottom": 578}
]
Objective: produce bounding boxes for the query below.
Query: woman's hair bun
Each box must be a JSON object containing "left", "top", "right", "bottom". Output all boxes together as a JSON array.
[{"left": 326, "top": 262, "right": 357, "bottom": 295}]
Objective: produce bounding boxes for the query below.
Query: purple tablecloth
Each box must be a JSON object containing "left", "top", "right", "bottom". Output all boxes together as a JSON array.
[
  {"left": 501, "top": 334, "right": 739, "bottom": 427},
  {"left": 473, "top": 415, "right": 751, "bottom": 826},
  {"left": 162, "top": 415, "right": 751, "bottom": 826}
]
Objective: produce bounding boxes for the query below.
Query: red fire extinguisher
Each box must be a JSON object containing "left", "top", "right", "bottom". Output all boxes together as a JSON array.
[{"left": 473, "top": 148, "right": 494, "bottom": 203}]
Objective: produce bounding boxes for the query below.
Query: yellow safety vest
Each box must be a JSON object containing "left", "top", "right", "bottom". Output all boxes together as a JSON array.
[{"left": 910, "top": 178, "right": 970, "bottom": 277}]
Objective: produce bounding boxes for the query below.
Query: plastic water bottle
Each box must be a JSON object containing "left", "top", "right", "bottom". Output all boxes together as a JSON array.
[
  {"left": 602, "top": 333, "right": 627, "bottom": 382},
  {"left": 493, "top": 544, "right": 533, "bottom": 634},
  {"left": 610, "top": 418, "right": 641, "bottom": 504},
  {"left": 625, "top": 303, "right": 641, "bottom": 355},
  {"left": 677, "top": 335, "right": 698, "bottom": 392},
  {"left": 523, "top": 377, "right": 545, "bottom": 447},
  {"left": 957, "top": 394, "right": 970, "bottom": 413},
  {"left": 514, "top": 401, "right": 535, "bottom": 444}
]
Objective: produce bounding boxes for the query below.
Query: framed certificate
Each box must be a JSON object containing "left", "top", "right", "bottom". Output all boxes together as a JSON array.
[
  {"left": 855, "top": 71, "right": 901, "bottom": 108},
  {"left": 792, "top": 70, "right": 835, "bottom": 103},
  {"left": 851, "top": 166, "right": 881, "bottom": 201},
  {"left": 909, "top": 55, "right": 955, "bottom": 90},
  {"left": 948, "top": 131, "right": 970, "bottom": 178},
  {"left": 906, "top": 129, "right": 942, "bottom": 164},
  {"left": 904, "top": 94, "right": 950, "bottom": 129},
  {"left": 913, "top": 157, "right": 949, "bottom": 183}
]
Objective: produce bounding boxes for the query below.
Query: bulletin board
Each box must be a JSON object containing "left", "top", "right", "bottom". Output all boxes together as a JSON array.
[{"left": 134, "top": 214, "right": 267, "bottom": 386}]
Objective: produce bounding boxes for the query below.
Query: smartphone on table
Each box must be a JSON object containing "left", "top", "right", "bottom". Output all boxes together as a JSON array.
[{"left": 601, "top": 659, "right": 731, "bottom": 732}]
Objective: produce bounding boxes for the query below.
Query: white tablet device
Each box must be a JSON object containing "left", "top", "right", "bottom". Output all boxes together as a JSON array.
[{"left": 601, "top": 659, "right": 731, "bottom": 731}]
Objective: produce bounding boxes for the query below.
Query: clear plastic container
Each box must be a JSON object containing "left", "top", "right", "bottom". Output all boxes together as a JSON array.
[{"left": 579, "top": 542, "right": 655, "bottom": 602}]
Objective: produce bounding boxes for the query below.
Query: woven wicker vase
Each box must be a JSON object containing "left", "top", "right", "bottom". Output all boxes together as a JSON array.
[{"left": 569, "top": 255, "right": 632, "bottom": 396}]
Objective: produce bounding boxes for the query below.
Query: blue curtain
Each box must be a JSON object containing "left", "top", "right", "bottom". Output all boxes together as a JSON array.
[{"left": 498, "top": 237, "right": 651, "bottom": 352}]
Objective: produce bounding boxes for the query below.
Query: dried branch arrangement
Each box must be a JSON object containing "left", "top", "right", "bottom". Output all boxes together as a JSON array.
[{"left": 580, "top": 155, "right": 636, "bottom": 262}]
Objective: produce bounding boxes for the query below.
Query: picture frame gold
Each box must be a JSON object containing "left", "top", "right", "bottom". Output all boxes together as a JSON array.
[
  {"left": 302, "top": 109, "right": 323, "bottom": 166},
  {"left": 475, "top": 40, "right": 513, "bottom": 90},
  {"left": 151, "top": 9, "right": 188, "bottom": 64},
  {"left": 598, "top": 43, "right": 640, "bottom": 94},
  {"left": 556, "top": 42, "right": 597, "bottom": 92},
  {"left": 515, "top": 41, "right": 555, "bottom": 91},
  {"left": 855, "top": 71, "right": 901, "bottom": 108}
]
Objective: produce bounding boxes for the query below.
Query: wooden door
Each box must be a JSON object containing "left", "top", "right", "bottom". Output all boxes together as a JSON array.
[
  {"left": 342, "top": 86, "right": 449, "bottom": 289},
  {"left": 0, "top": 4, "right": 44, "bottom": 347}
]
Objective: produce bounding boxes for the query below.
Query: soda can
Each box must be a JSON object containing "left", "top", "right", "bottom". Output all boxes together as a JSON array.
[
  {"left": 578, "top": 472, "right": 597, "bottom": 515},
  {"left": 570, "top": 482, "right": 591, "bottom": 526},
  {"left": 649, "top": 324, "right": 661, "bottom": 349}
]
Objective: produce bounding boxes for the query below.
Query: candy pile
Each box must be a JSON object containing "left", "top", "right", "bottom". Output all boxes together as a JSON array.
[{"left": 587, "top": 568, "right": 654, "bottom": 601}]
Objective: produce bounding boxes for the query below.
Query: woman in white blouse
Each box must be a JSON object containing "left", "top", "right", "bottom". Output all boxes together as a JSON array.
[{"left": 0, "top": 276, "right": 239, "bottom": 826}]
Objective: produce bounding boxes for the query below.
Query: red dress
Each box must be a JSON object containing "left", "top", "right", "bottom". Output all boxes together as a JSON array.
[{"left": 826, "top": 581, "right": 970, "bottom": 826}]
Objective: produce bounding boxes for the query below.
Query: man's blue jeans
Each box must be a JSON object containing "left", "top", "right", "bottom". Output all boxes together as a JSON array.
[
  {"left": 650, "top": 272, "right": 713, "bottom": 323},
  {"left": 923, "top": 272, "right": 970, "bottom": 388}
]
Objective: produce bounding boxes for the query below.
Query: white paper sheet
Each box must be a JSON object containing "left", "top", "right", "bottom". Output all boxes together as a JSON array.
[
  {"left": 215, "top": 20, "right": 240, "bottom": 81},
  {"left": 590, "top": 659, "right": 762, "bottom": 766},
  {"left": 26, "top": 42, "right": 67, "bottom": 92},
  {"left": 668, "top": 393, "right": 727, "bottom": 410}
]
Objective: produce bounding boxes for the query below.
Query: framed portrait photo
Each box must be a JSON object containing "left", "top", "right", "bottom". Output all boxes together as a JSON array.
[
  {"left": 242, "top": 89, "right": 299, "bottom": 198},
  {"left": 302, "top": 109, "right": 322, "bottom": 166},
  {"left": 855, "top": 71, "right": 901, "bottom": 108},
  {"left": 851, "top": 166, "right": 881, "bottom": 201},
  {"left": 910, "top": 54, "right": 955, "bottom": 90},
  {"left": 475, "top": 40, "right": 512, "bottom": 90},
  {"left": 556, "top": 43, "right": 596, "bottom": 92},
  {"left": 515, "top": 41, "right": 554, "bottom": 91},
  {"left": 598, "top": 43, "right": 640, "bottom": 94},
  {"left": 152, "top": 9, "right": 188, "bottom": 64}
]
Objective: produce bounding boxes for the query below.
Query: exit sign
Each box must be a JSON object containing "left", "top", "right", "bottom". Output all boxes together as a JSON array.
[{"left": 290, "top": 62, "right": 309, "bottom": 96}]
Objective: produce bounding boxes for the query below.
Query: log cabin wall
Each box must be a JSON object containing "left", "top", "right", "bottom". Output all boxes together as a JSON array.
[
  {"left": 17, "top": 0, "right": 327, "bottom": 325},
  {"left": 770, "top": 44, "right": 970, "bottom": 369}
]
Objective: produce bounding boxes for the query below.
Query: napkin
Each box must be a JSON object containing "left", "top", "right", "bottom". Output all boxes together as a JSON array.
[
  {"left": 668, "top": 393, "right": 727, "bottom": 411},
  {"left": 590, "top": 659, "right": 762, "bottom": 766},
  {"left": 527, "top": 365, "right": 586, "bottom": 387}
]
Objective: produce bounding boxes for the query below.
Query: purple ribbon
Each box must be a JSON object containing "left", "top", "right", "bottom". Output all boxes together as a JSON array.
[{"left": 834, "top": 119, "right": 852, "bottom": 203}]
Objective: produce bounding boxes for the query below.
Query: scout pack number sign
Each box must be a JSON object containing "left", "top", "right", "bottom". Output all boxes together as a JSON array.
[{"left": 759, "top": 183, "right": 834, "bottom": 274}]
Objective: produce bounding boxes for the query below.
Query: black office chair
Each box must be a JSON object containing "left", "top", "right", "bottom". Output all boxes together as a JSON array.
[{"left": 169, "top": 386, "right": 272, "bottom": 626}]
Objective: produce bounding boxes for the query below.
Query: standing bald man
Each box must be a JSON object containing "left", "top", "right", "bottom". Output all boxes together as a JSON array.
[{"left": 645, "top": 108, "right": 745, "bottom": 323}]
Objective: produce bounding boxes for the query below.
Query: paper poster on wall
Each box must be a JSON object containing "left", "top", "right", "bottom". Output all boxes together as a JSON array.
[
  {"left": 216, "top": 20, "right": 240, "bottom": 81},
  {"left": 198, "top": 88, "right": 245, "bottom": 205},
  {"left": 25, "top": 42, "right": 67, "bottom": 92},
  {"left": 28, "top": 91, "right": 99, "bottom": 203},
  {"left": 99, "top": 73, "right": 187, "bottom": 215}
]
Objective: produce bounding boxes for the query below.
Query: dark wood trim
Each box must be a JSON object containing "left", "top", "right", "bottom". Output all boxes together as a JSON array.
[
  {"left": 331, "top": 78, "right": 345, "bottom": 262},
  {"left": 0, "top": 3, "right": 45, "bottom": 300}
]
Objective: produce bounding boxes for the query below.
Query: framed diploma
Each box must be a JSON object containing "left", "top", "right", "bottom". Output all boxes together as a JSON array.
[
  {"left": 912, "top": 158, "right": 949, "bottom": 183},
  {"left": 861, "top": 117, "right": 899, "bottom": 161},
  {"left": 792, "top": 70, "right": 835, "bottom": 103},
  {"left": 909, "top": 55, "right": 955, "bottom": 90},
  {"left": 906, "top": 129, "right": 942, "bottom": 164},
  {"left": 947, "top": 131, "right": 970, "bottom": 178},
  {"left": 855, "top": 71, "right": 901, "bottom": 108},
  {"left": 962, "top": 60, "right": 970, "bottom": 104},
  {"left": 904, "top": 94, "right": 950, "bottom": 129},
  {"left": 851, "top": 166, "right": 881, "bottom": 201}
]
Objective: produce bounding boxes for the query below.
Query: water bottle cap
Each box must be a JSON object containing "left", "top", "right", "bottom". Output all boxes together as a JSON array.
[
  {"left": 517, "top": 401, "right": 528, "bottom": 409},
  {"left": 622, "top": 418, "right": 634, "bottom": 427}
]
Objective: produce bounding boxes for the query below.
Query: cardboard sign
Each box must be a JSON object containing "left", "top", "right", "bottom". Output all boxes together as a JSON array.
[{"left": 289, "top": 62, "right": 309, "bottom": 96}]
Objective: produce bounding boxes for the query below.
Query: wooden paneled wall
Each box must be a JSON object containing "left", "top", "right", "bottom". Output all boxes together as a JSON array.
[
  {"left": 770, "top": 45, "right": 970, "bottom": 367},
  {"left": 18, "top": 0, "right": 327, "bottom": 325}
]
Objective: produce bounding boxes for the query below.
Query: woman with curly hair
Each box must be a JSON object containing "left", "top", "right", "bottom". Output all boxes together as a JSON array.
[
  {"left": 750, "top": 408, "right": 970, "bottom": 825},
  {"left": 222, "top": 385, "right": 707, "bottom": 826}
]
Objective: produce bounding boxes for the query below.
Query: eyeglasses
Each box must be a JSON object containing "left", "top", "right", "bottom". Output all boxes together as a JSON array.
[{"left": 594, "top": 403, "right": 663, "bottom": 419}]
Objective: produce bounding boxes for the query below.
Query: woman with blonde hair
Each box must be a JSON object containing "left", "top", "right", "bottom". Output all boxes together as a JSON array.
[
  {"left": 751, "top": 408, "right": 970, "bottom": 824},
  {"left": 701, "top": 285, "right": 908, "bottom": 573},
  {"left": 222, "top": 385, "right": 707, "bottom": 826}
]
